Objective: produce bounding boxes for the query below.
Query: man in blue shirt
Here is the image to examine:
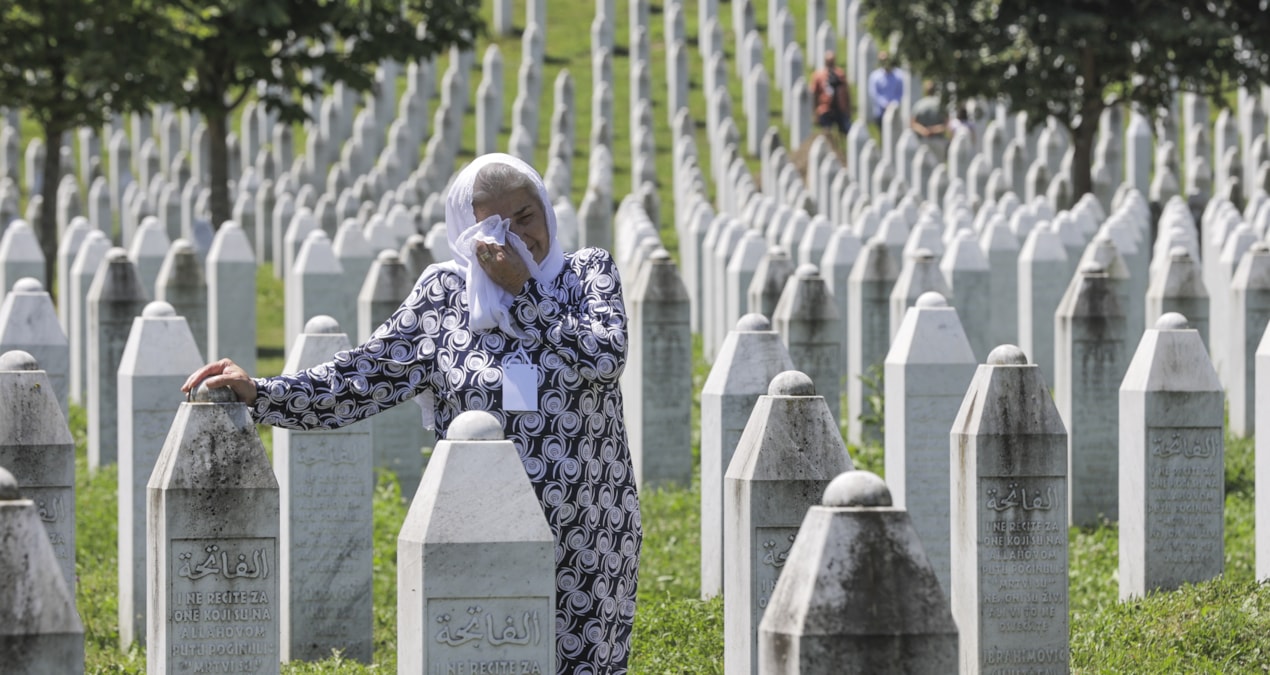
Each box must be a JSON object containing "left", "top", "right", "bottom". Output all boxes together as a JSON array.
[{"left": 867, "top": 50, "right": 905, "bottom": 129}]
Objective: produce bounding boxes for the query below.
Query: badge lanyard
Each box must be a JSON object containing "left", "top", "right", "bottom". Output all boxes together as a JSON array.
[{"left": 501, "top": 346, "right": 538, "bottom": 412}]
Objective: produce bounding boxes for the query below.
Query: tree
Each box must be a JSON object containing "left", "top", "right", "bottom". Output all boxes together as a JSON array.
[
  {"left": 152, "top": 0, "right": 484, "bottom": 231},
  {"left": 862, "top": 0, "right": 1270, "bottom": 199},
  {"left": 0, "top": 0, "right": 182, "bottom": 290}
]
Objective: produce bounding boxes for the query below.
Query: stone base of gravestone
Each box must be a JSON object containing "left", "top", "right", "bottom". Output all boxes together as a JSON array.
[
  {"left": 759, "top": 471, "right": 957, "bottom": 673},
  {"left": 0, "top": 466, "right": 85, "bottom": 672},
  {"left": 398, "top": 411, "right": 555, "bottom": 675},
  {"left": 147, "top": 384, "right": 280, "bottom": 675}
]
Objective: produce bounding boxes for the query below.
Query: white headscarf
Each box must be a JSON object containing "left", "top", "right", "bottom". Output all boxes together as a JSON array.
[{"left": 437, "top": 153, "right": 566, "bottom": 335}]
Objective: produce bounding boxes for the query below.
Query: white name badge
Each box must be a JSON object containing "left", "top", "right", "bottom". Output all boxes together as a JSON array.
[{"left": 502, "top": 363, "right": 539, "bottom": 412}]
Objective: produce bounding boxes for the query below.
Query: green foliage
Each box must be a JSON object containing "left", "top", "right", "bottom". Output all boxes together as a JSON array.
[{"left": 860, "top": 0, "right": 1270, "bottom": 196}]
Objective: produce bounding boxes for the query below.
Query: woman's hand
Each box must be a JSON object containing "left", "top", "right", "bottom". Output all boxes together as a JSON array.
[
  {"left": 475, "top": 241, "right": 531, "bottom": 294},
  {"left": 181, "top": 358, "right": 258, "bottom": 405}
]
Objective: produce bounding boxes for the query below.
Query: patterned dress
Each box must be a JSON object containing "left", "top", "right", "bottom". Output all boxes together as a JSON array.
[{"left": 251, "top": 248, "right": 643, "bottom": 673}]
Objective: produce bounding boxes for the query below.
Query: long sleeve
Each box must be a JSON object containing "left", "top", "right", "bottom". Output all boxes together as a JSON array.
[
  {"left": 249, "top": 268, "right": 449, "bottom": 430},
  {"left": 510, "top": 247, "right": 627, "bottom": 387}
]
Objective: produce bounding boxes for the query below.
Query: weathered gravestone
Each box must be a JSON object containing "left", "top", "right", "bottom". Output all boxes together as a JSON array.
[
  {"left": 1055, "top": 262, "right": 1126, "bottom": 526},
  {"left": 1229, "top": 242, "right": 1270, "bottom": 438},
  {"left": 700, "top": 314, "right": 795, "bottom": 601},
  {"left": 206, "top": 221, "right": 257, "bottom": 373},
  {"left": 0, "top": 465, "right": 85, "bottom": 672},
  {"left": 1120, "top": 313, "right": 1224, "bottom": 599},
  {"left": 725, "top": 370, "right": 855, "bottom": 675},
  {"left": 88, "top": 248, "right": 148, "bottom": 470},
  {"left": 147, "top": 382, "right": 280, "bottom": 674},
  {"left": 117, "top": 301, "right": 204, "bottom": 647},
  {"left": 1017, "top": 221, "right": 1069, "bottom": 385},
  {"left": 156, "top": 239, "right": 209, "bottom": 360},
  {"left": 0, "top": 278, "right": 70, "bottom": 415},
  {"left": 885, "top": 292, "right": 977, "bottom": 594},
  {"left": 772, "top": 264, "right": 842, "bottom": 425},
  {"left": 950, "top": 345, "right": 1069, "bottom": 675},
  {"left": 625, "top": 249, "right": 693, "bottom": 489},
  {"left": 0, "top": 350, "right": 76, "bottom": 589},
  {"left": 758, "top": 470, "right": 958, "bottom": 673},
  {"left": 847, "top": 240, "right": 897, "bottom": 445},
  {"left": 398, "top": 410, "right": 555, "bottom": 674},
  {"left": 274, "top": 316, "right": 373, "bottom": 661},
  {"left": 69, "top": 230, "right": 111, "bottom": 404},
  {"left": 1145, "top": 246, "right": 1209, "bottom": 349},
  {"left": 358, "top": 250, "right": 431, "bottom": 499}
]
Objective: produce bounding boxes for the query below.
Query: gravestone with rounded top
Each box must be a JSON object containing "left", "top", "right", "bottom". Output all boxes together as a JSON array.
[
  {"left": 951, "top": 345, "right": 1069, "bottom": 675},
  {"left": 819, "top": 226, "right": 862, "bottom": 381},
  {"left": 724, "top": 371, "right": 855, "bottom": 675},
  {"left": 1145, "top": 247, "right": 1209, "bottom": 349},
  {"left": 0, "top": 465, "right": 85, "bottom": 672},
  {"left": 725, "top": 231, "right": 767, "bottom": 342},
  {"left": 286, "top": 230, "right": 346, "bottom": 353},
  {"left": 273, "top": 316, "right": 373, "bottom": 661},
  {"left": 0, "top": 219, "right": 46, "bottom": 298},
  {"left": 890, "top": 248, "right": 952, "bottom": 341},
  {"left": 359, "top": 250, "right": 431, "bottom": 500},
  {"left": 88, "top": 248, "right": 148, "bottom": 470},
  {"left": 69, "top": 230, "right": 111, "bottom": 404},
  {"left": 117, "top": 302, "right": 204, "bottom": 647},
  {"left": 625, "top": 249, "right": 693, "bottom": 489},
  {"left": 56, "top": 217, "right": 92, "bottom": 332},
  {"left": 147, "top": 381, "right": 280, "bottom": 673},
  {"left": 398, "top": 410, "right": 555, "bottom": 675},
  {"left": 941, "top": 230, "right": 991, "bottom": 360},
  {"left": 155, "top": 239, "right": 208, "bottom": 360},
  {"left": 772, "top": 264, "right": 842, "bottom": 425},
  {"left": 1120, "top": 314, "right": 1224, "bottom": 599},
  {"left": 980, "top": 216, "right": 1020, "bottom": 348},
  {"left": 0, "top": 278, "right": 69, "bottom": 414},
  {"left": 847, "top": 239, "right": 897, "bottom": 445},
  {"left": 700, "top": 314, "right": 795, "bottom": 600},
  {"left": 1017, "top": 221, "right": 1070, "bottom": 385},
  {"left": 129, "top": 216, "right": 171, "bottom": 301},
  {"left": 885, "top": 293, "right": 977, "bottom": 593},
  {"left": 758, "top": 470, "right": 958, "bottom": 673},
  {"left": 0, "top": 350, "right": 76, "bottom": 588},
  {"left": 206, "top": 222, "right": 257, "bottom": 373}
]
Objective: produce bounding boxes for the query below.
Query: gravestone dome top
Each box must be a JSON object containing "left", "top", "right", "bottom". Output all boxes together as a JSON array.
[
  {"left": 13, "top": 277, "right": 43, "bottom": 293},
  {"left": 987, "top": 344, "right": 1029, "bottom": 366},
  {"left": 143, "top": 301, "right": 177, "bottom": 318},
  {"left": 304, "top": 315, "right": 342, "bottom": 334},
  {"left": 1170, "top": 246, "right": 1191, "bottom": 261},
  {"left": 1156, "top": 312, "right": 1189, "bottom": 330},
  {"left": 736, "top": 313, "right": 771, "bottom": 331},
  {"left": 376, "top": 249, "right": 400, "bottom": 263},
  {"left": 916, "top": 291, "right": 947, "bottom": 308},
  {"left": 192, "top": 380, "right": 239, "bottom": 403},
  {"left": 650, "top": 248, "right": 671, "bottom": 262},
  {"left": 0, "top": 349, "right": 39, "bottom": 371},
  {"left": 768, "top": 370, "right": 815, "bottom": 396},
  {"left": 823, "top": 470, "right": 892, "bottom": 507},
  {"left": 106, "top": 247, "right": 129, "bottom": 262},
  {"left": 794, "top": 263, "right": 819, "bottom": 278},
  {"left": 913, "top": 248, "right": 936, "bottom": 261},
  {"left": 1252, "top": 242, "right": 1270, "bottom": 254},
  {"left": 172, "top": 238, "right": 194, "bottom": 254},
  {"left": 448, "top": 410, "right": 505, "bottom": 440},
  {"left": 1079, "top": 261, "right": 1106, "bottom": 275},
  {"left": 0, "top": 466, "right": 18, "bottom": 500},
  {"left": 219, "top": 220, "right": 241, "bottom": 231}
]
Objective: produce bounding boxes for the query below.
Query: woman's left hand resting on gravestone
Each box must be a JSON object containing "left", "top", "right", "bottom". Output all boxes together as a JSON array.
[{"left": 182, "top": 359, "right": 258, "bottom": 405}]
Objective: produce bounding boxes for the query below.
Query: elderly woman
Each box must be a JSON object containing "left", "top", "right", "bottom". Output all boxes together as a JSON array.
[{"left": 185, "top": 153, "right": 642, "bottom": 673}]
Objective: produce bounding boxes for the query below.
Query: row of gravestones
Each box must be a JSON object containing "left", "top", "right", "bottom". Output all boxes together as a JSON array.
[{"left": 2, "top": 284, "right": 1244, "bottom": 672}]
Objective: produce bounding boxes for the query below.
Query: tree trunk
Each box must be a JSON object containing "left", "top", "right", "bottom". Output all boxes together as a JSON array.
[
  {"left": 38, "top": 120, "right": 63, "bottom": 298},
  {"left": 207, "top": 108, "right": 231, "bottom": 230},
  {"left": 1071, "top": 117, "right": 1095, "bottom": 200}
]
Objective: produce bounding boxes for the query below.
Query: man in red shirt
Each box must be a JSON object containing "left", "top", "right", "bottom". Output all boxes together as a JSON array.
[{"left": 811, "top": 50, "right": 852, "bottom": 136}]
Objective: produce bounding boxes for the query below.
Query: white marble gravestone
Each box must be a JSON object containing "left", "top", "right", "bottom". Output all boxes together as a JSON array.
[
  {"left": 0, "top": 465, "right": 84, "bottom": 672},
  {"left": 772, "top": 264, "right": 842, "bottom": 424},
  {"left": 724, "top": 370, "right": 854, "bottom": 675},
  {"left": 1055, "top": 263, "right": 1127, "bottom": 525},
  {"left": 950, "top": 345, "right": 1069, "bottom": 675},
  {"left": 625, "top": 249, "right": 693, "bottom": 489},
  {"left": 885, "top": 292, "right": 977, "bottom": 594},
  {"left": 1119, "top": 313, "right": 1224, "bottom": 599},
  {"left": 397, "top": 411, "right": 555, "bottom": 675},
  {"left": 274, "top": 316, "right": 373, "bottom": 661},
  {"left": 69, "top": 230, "right": 111, "bottom": 404},
  {"left": 0, "top": 278, "right": 69, "bottom": 414},
  {"left": 758, "top": 470, "right": 958, "bottom": 673},
  {"left": 147, "top": 382, "right": 280, "bottom": 674},
  {"left": 847, "top": 240, "right": 897, "bottom": 445},
  {"left": 206, "top": 222, "right": 257, "bottom": 373},
  {"left": 285, "top": 230, "right": 346, "bottom": 352},
  {"left": 700, "top": 314, "right": 795, "bottom": 601},
  {"left": 0, "top": 219, "right": 45, "bottom": 295},
  {"left": 1229, "top": 243, "right": 1270, "bottom": 438},
  {"left": 87, "top": 248, "right": 148, "bottom": 470},
  {"left": 117, "top": 302, "right": 203, "bottom": 647},
  {"left": 0, "top": 350, "right": 76, "bottom": 589},
  {"left": 155, "top": 239, "right": 209, "bottom": 360}
]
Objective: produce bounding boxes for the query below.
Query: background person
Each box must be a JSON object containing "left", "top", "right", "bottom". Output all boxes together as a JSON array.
[
  {"left": 811, "top": 50, "right": 852, "bottom": 136},
  {"left": 867, "top": 49, "right": 905, "bottom": 129},
  {"left": 184, "top": 153, "right": 643, "bottom": 674}
]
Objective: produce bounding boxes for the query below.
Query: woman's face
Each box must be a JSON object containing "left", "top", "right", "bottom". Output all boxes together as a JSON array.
[{"left": 474, "top": 187, "right": 550, "bottom": 264}]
